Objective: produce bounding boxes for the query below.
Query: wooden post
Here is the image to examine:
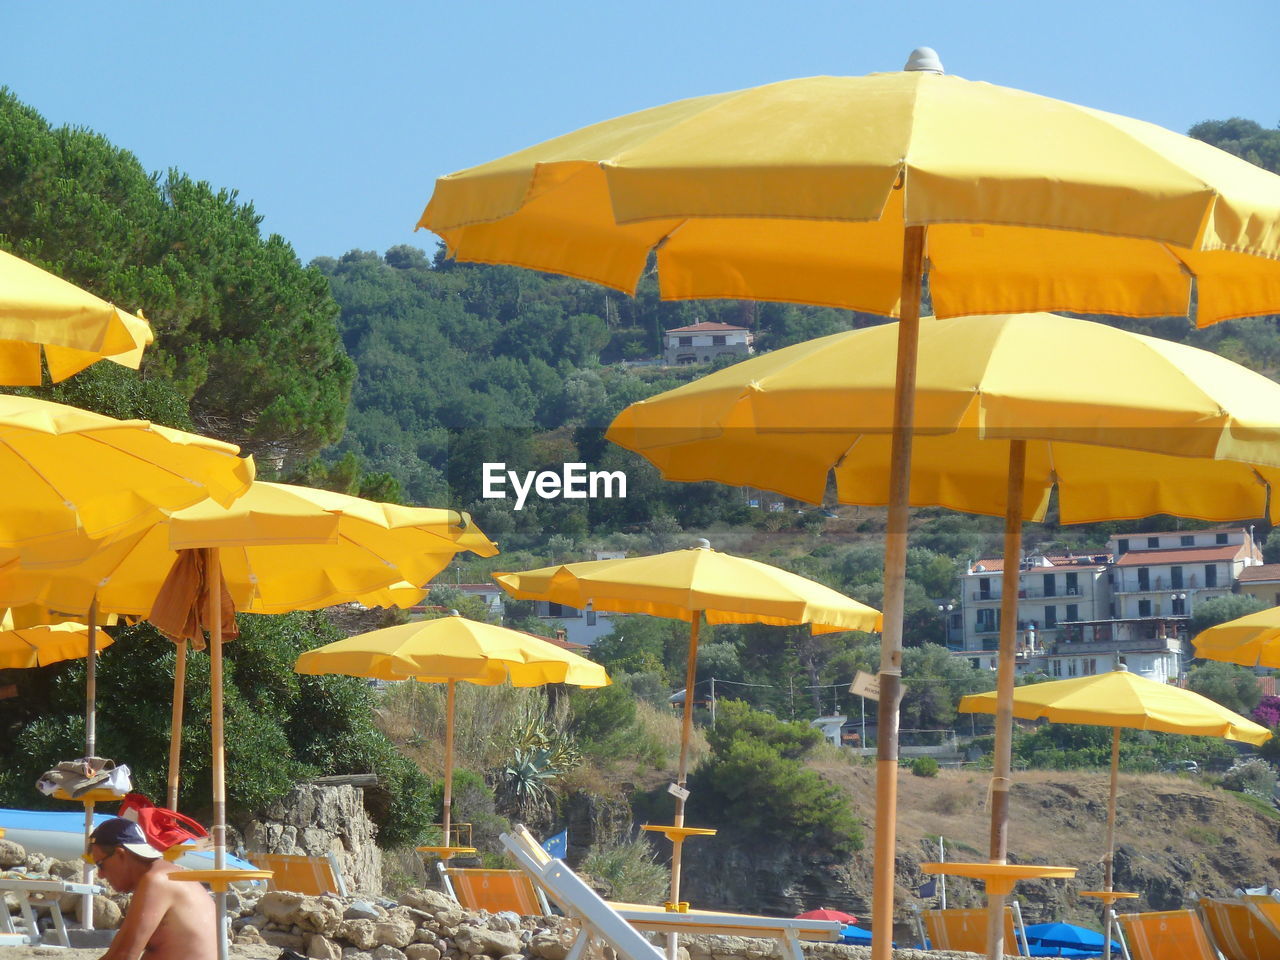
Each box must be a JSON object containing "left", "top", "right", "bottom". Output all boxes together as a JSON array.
[
  {"left": 167, "top": 639, "right": 188, "bottom": 811},
  {"left": 871, "top": 223, "right": 926, "bottom": 960},
  {"left": 81, "top": 598, "right": 98, "bottom": 931},
  {"left": 1103, "top": 728, "right": 1121, "bottom": 960},
  {"left": 987, "top": 441, "right": 1026, "bottom": 960},
  {"left": 207, "top": 548, "right": 229, "bottom": 960},
  {"left": 670, "top": 613, "right": 702, "bottom": 906},
  {"left": 442, "top": 679, "right": 456, "bottom": 847}
]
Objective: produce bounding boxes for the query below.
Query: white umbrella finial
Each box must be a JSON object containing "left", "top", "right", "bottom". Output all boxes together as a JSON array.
[{"left": 904, "top": 47, "right": 944, "bottom": 73}]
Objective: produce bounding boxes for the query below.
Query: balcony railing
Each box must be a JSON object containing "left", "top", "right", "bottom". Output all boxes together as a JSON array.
[{"left": 971, "top": 587, "right": 1084, "bottom": 601}]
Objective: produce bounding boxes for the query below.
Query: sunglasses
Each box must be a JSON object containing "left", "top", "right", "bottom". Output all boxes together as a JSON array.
[{"left": 81, "top": 847, "right": 119, "bottom": 868}]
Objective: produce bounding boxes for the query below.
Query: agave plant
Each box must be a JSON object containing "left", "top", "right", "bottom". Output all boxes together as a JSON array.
[{"left": 496, "top": 746, "right": 562, "bottom": 821}]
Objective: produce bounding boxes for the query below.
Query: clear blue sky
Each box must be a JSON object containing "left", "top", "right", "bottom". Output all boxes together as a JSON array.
[{"left": 6, "top": 1, "right": 1277, "bottom": 264}]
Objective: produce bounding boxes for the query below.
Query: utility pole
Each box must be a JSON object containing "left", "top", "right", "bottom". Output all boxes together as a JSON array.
[{"left": 709, "top": 677, "right": 716, "bottom": 729}]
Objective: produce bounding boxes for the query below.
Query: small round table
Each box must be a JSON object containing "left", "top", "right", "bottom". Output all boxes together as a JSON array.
[
  {"left": 921, "top": 861, "right": 1078, "bottom": 896},
  {"left": 415, "top": 844, "right": 478, "bottom": 861},
  {"left": 170, "top": 869, "right": 274, "bottom": 892},
  {"left": 642, "top": 825, "right": 717, "bottom": 912},
  {"left": 1080, "top": 890, "right": 1140, "bottom": 906}
]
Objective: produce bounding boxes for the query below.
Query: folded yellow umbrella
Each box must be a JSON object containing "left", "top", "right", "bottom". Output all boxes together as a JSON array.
[
  {"left": 1193, "top": 606, "right": 1280, "bottom": 668},
  {"left": 959, "top": 669, "right": 1269, "bottom": 959},
  {"left": 0, "top": 608, "right": 114, "bottom": 668},
  {"left": 0, "top": 394, "right": 253, "bottom": 552},
  {"left": 494, "top": 542, "right": 879, "bottom": 908},
  {"left": 296, "top": 613, "right": 608, "bottom": 852},
  {"left": 0, "top": 248, "right": 154, "bottom": 385}
]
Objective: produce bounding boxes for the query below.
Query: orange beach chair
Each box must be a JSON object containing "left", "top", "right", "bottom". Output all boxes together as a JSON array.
[
  {"left": 1114, "top": 909, "right": 1215, "bottom": 960},
  {"left": 437, "top": 862, "right": 551, "bottom": 915},
  {"left": 247, "top": 852, "right": 347, "bottom": 897},
  {"left": 1198, "top": 897, "right": 1280, "bottom": 960},
  {"left": 920, "top": 905, "right": 1027, "bottom": 955}
]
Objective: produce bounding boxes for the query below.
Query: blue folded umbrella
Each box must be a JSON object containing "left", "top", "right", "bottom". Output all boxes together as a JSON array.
[
  {"left": 839, "top": 924, "right": 895, "bottom": 947},
  {"left": 1024, "top": 921, "right": 1121, "bottom": 954}
]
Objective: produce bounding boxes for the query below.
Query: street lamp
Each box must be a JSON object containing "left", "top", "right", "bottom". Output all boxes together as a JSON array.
[{"left": 938, "top": 600, "right": 957, "bottom": 648}]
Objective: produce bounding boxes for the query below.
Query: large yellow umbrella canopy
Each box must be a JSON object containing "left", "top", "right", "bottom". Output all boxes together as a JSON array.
[
  {"left": 421, "top": 65, "right": 1280, "bottom": 329},
  {"left": 959, "top": 669, "right": 1269, "bottom": 960},
  {"left": 421, "top": 49, "right": 1280, "bottom": 958},
  {"left": 0, "top": 248, "right": 154, "bottom": 385},
  {"left": 0, "top": 608, "right": 113, "bottom": 668},
  {"left": 1193, "top": 607, "right": 1280, "bottom": 668},
  {"left": 0, "top": 394, "right": 254, "bottom": 553},
  {"left": 607, "top": 312, "right": 1280, "bottom": 523},
  {"left": 296, "top": 614, "right": 609, "bottom": 850},
  {"left": 494, "top": 542, "right": 879, "bottom": 908},
  {"left": 0, "top": 481, "right": 499, "bottom": 615}
]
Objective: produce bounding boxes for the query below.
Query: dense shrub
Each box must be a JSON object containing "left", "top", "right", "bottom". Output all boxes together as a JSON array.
[
  {"left": 912, "top": 756, "right": 940, "bottom": 778},
  {"left": 689, "top": 701, "right": 862, "bottom": 855},
  {"left": 1219, "top": 758, "right": 1277, "bottom": 800}
]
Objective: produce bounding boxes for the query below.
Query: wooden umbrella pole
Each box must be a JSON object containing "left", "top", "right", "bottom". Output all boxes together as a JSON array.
[
  {"left": 871, "top": 223, "right": 926, "bottom": 960},
  {"left": 986, "top": 440, "right": 1026, "bottom": 960},
  {"left": 81, "top": 598, "right": 98, "bottom": 930},
  {"left": 442, "top": 679, "right": 456, "bottom": 847},
  {"left": 167, "top": 639, "right": 188, "bottom": 811},
  {"left": 670, "top": 614, "right": 702, "bottom": 907},
  {"left": 1103, "top": 728, "right": 1121, "bottom": 960},
  {"left": 207, "top": 548, "right": 229, "bottom": 960}
]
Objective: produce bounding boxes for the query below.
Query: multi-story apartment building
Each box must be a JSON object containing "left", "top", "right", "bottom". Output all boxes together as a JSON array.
[
  {"left": 1236, "top": 563, "right": 1280, "bottom": 607},
  {"left": 953, "top": 527, "right": 1261, "bottom": 683}
]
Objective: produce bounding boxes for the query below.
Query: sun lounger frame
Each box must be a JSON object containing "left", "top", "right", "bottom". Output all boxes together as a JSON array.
[
  {"left": 0, "top": 876, "right": 102, "bottom": 948},
  {"left": 500, "top": 826, "right": 841, "bottom": 960}
]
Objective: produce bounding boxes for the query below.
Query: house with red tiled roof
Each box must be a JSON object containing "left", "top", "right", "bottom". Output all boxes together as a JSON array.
[
  {"left": 952, "top": 527, "right": 1264, "bottom": 684},
  {"left": 663, "top": 321, "right": 753, "bottom": 366}
]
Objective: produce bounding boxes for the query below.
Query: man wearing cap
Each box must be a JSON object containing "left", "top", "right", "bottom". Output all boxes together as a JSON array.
[{"left": 85, "top": 816, "right": 216, "bottom": 960}]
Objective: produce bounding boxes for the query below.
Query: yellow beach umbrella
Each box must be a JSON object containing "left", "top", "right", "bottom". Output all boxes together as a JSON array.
[
  {"left": 0, "top": 394, "right": 254, "bottom": 552},
  {"left": 1193, "top": 607, "right": 1280, "bottom": 668},
  {"left": 0, "top": 248, "right": 154, "bottom": 384},
  {"left": 959, "top": 669, "right": 1270, "bottom": 960},
  {"left": 296, "top": 614, "right": 609, "bottom": 851},
  {"left": 420, "top": 49, "right": 1280, "bottom": 957},
  {"left": 0, "top": 608, "right": 114, "bottom": 668},
  {"left": 494, "top": 542, "right": 880, "bottom": 907},
  {"left": 607, "top": 309, "right": 1280, "bottom": 957}
]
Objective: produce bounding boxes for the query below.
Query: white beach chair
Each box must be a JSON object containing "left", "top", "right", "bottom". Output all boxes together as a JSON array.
[{"left": 500, "top": 825, "right": 841, "bottom": 960}]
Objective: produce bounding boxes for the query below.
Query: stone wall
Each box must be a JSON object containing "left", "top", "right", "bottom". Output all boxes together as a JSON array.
[{"left": 244, "top": 782, "right": 382, "bottom": 895}]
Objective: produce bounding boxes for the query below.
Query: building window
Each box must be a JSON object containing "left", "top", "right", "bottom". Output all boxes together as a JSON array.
[
  {"left": 1137, "top": 567, "right": 1150, "bottom": 591},
  {"left": 1117, "top": 538, "right": 1129, "bottom": 554},
  {"left": 547, "top": 602, "right": 582, "bottom": 619},
  {"left": 712, "top": 335, "right": 726, "bottom": 346},
  {"left": 979, "top": 577, "right": 992, "bottom": 600},
  {"left": 1044, "top": 605, "right": 1058, "bottom": 629},
  {"left": 1205, "top": 564, "right": 1218, "bottom": 588},
  {"left": 1066, "top": 604, "right": 1079, "bottom": 622},
  {"left": 1065, "top": 571, "right": 1079, "bottom": 595},
  {"left": 1180, "top": 535, "right": 1194, "bottom": 546},
  {"left": 1216, "top": 533, "right": 1229, "bottom": 544},
  {"left": 678, "top": 336, "right": 693, "bottom": 346},
  {"left": 587, "top": 609, "right": 597, "bottom": 626},
  {"left": 976, "top": 609, "right": 998, "bottom": 633},
  {"left": 1138, "top": 599, "right": 1152, "bottom": 617},
  {"left": 1171, "top": 596, "right": 1186, "bottom": 615},
  {"left": 1147, "top": 537, "right": 1160, "bottom": 548},
  {"left": 1068, "top": 660, "right": 1078, "bottom": 676},
  {"left": 1085, "top": 658, "right": 1097, "bottom": 675},
  {"left": 1171, "top": 566, "right": 1183, "bottom": 589},
  {"left": 970, "top": 658, "right": 981, "bottom": 669},
  {"left": 1043, "top": 573, "right": 1056, "bottom": 597},
  {"left": 1052, "top": 660, "right": 1062, "bottom": 677}
]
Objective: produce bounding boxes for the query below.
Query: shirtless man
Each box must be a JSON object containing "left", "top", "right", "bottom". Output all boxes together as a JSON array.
[{"left": 85, "top": 817, "right": 216, "bottom": 960}]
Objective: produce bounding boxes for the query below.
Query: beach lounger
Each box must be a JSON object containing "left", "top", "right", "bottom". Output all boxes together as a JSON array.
[
  {"left": 1113, "top": 909, "right": 1215, "bottom": 960},
  {"left": 500, "top": 826, "right": 841, "bottom": 960},
  {"left": 247, "top": 852, "right": 347, "bottom": 897},
  {"left": 1198, "top": 896, "right": 1280, "bottom": 960},
  {"left": 0, "top": 876, "right": 102, "bottom": 948},
  {"left": 437, "top": 861, "right": 551, "bottom": 915},
  {"left": 919, "top": 904, "right": 1029, "bottom": 956}
]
